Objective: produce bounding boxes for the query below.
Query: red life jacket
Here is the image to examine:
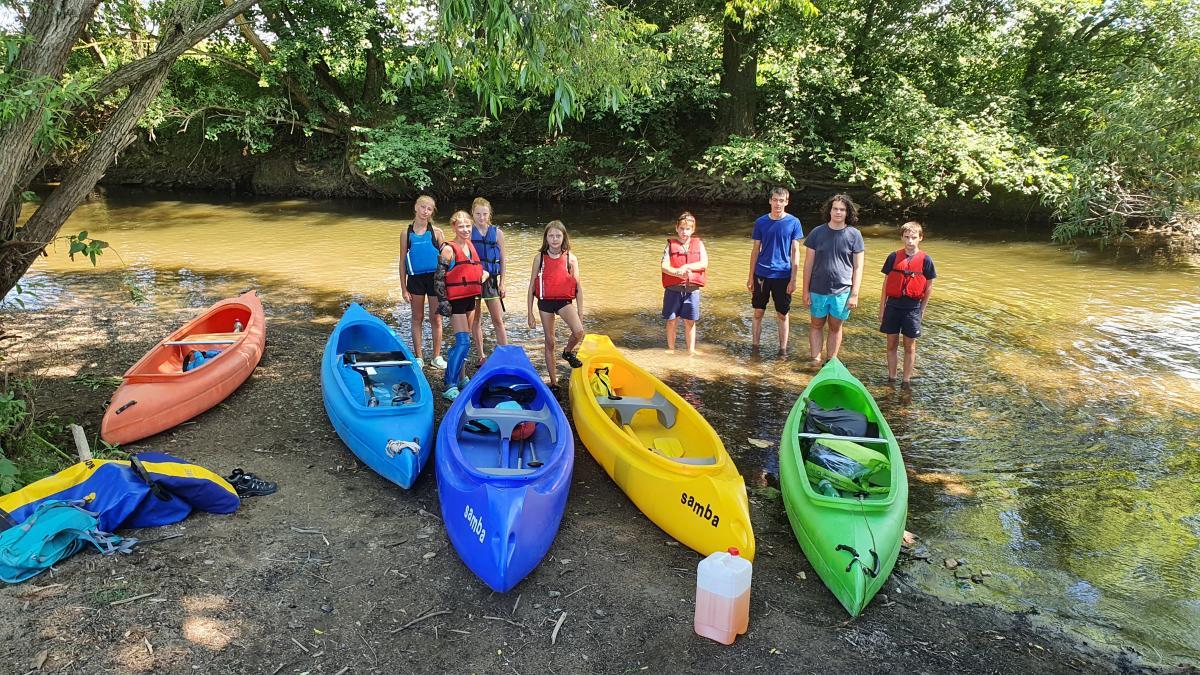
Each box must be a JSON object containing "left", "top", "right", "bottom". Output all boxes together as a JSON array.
[
  {"left": 535, "top": 252, "right": 576, "bottom": 300},
  {"left": 884, "top": 249, "right": 928, "bottom": 300},
  {"left": 661, "top": 237, "right": 706, "bottom": 289},
  {"left": 445, "top": 241, "right": 483, "bottom": 300}
]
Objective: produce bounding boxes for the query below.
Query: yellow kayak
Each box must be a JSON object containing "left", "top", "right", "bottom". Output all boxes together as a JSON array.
[{"left": 568, "top": 334, "right": 755, "bottom": 560}]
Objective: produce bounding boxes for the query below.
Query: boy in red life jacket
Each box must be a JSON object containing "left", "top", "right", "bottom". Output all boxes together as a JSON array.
[
  {"left": 661, "top": 211, "right": 708, "bottom": 355},
  {"left": 435, "top": 210, "right": 490, "bottom": 400},
  {"left": 526, "top": 220, "right": 585, "bottom": 389},
  {"left": 878, "top": 221, "right": 936, "bottom": 385}
]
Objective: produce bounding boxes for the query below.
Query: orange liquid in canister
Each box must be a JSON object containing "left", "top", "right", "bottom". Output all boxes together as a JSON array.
[{"left": 694, "top": 586, "right": 750, "bottom": 644}]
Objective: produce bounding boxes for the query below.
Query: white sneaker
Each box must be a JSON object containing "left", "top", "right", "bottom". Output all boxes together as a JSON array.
[
  {"left": 443, "top": 386, "right": 460, "bottom": 401},
  {"left": 432, "top": 355, "right": 448, "bottom": 369},
  {"left": 414, "top": 357, "right": 425, "bottom": 368}
]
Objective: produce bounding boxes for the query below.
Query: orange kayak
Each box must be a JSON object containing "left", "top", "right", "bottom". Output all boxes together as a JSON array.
[{"left": 101, "top": 290, "right": 265, "bottom": 445}]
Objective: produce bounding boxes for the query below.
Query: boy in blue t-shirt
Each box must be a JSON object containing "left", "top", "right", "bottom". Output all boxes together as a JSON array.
[
  {"left": 879, "top": 221, "right": 936, "bottom": 384},
  {"left": 802, "top": 194, "right": 865, "bottom": 365},
  {"left": 746, "top": 187, "right": 804, "bottom": 354}
]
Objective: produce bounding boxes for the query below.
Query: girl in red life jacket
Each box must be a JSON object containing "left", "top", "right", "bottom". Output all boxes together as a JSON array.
[
  {"left": 526, "top": 220, "right": 585, "bottom": 389},
  {"left": 660, "top": 211, "right": 708, "bottom": 355},
  {"left": 877, "top": 221, "right": 936, "bottom": 385},
  {"left": 435, "top": 210, "right": 490, "bottom": 400}
]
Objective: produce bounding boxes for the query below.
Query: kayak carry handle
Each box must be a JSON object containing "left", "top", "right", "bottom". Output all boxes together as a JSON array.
[{"left": 836, "top": 544, "right": 880, "bottom": 578}]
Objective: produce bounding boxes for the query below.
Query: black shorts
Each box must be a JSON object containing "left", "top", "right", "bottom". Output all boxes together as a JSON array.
[
  {"left": 406, "top": 272, "right": 436, "bottom": 297},
  {"left": 880, "top": 303, "right": 922, "bottom": 338},
  {"left": 538, "top": 298, "right": 572, "bottom": 314},
  {"left": 751, "top": 276, "right": 792, "bottom": 315},
  {"left": 450, "top": 296, "right": 478, "bottom": 315}
]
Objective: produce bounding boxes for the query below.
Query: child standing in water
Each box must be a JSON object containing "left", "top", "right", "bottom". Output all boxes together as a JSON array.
[
  {"left": 435, "top": 211, "right": 490, "bottom": 400},
  {"left": 879, "top": 221, "right": 936, "bottom": 384},
  {"left": 661, "top": 211, "right": 708, "bottom": 355},
  {"left": 527, "top": 220, "right": 585, "bottom": 389},
  {"left": 398, "top": 195, "right": 447, "bottom": 369},
  {"left": 802, "top": 194, "right": 865, "bottom": 364},
  {"left": 469, "top": 197, "right": 508, "bottom": 366}
]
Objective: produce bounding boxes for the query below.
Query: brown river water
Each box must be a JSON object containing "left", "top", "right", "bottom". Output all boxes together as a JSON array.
[{"left": 9, "top": 190, "right": 1200, "bottom": 664}]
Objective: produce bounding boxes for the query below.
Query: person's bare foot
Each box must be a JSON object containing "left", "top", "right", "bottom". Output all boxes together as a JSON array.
[{"left": 665, "top": 348, "right": 676, "bottom": 354}]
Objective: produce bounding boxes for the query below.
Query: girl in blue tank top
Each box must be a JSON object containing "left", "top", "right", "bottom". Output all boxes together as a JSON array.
[{"left": 398, "top": 195, "right": 447, "bottom": 368}]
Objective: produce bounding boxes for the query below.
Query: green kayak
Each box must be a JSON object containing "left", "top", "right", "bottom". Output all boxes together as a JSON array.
[{"left": 779, "top": 358, "right": 908, "bottom": 616}]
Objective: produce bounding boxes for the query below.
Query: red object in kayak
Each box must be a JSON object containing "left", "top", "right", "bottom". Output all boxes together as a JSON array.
[{"left": 101, "top": 290, "right": 265, "bottom": 445}]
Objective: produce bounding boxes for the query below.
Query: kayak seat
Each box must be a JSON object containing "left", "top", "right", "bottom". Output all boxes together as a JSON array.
[
  {"left": 464, "top": 400, "right": 557, "bottom": 443},
  {"left": 652, "top": 437, "right": 716, "bottom": 465},
  {"left": 598, "top": 392, "right": 677, "bottom": 429},
  {"left": 476, "top": 467, "right": 536, "bottom": 476},
  {"left": 343, "top": 350, "right": 412, "bottom": 368}
]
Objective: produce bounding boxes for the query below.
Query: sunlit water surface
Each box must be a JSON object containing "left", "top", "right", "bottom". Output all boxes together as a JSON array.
[{"left": 9, "top": 191, "right": 1200, "bottom": 664}]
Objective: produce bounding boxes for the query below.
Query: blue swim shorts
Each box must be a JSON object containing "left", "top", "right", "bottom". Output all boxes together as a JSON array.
[
  {"left": 662, "top": 287, "right": 701, "bottom": 321},
  {"left": 810, "top": 291, "right": 851, "bottom": 321}
]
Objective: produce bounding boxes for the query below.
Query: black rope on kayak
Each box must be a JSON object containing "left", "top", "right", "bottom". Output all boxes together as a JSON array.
[
  {"left": 835, "top": 544, "right": 880, "bottom": 578},
  {"left": 835, "top": 495, "right": 882, "bottom": 578}
]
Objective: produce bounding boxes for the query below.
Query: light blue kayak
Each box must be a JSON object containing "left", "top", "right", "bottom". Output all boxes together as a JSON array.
[
  {"left": 436, "top": 345, "right": 573, "bottom": 592},
  {"left": 321, "top": 303, "right": 434, "bottom": 489}
]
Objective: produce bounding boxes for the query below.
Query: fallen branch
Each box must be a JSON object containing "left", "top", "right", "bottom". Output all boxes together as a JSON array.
[
  {"left": 389, "top": 609, "right": 451, "bottom": 634},
  {"left": 289, "top": 637, "right": 309, "bottom": 654},
  {"left": 550, "top": 611, "right": 567, "bottom": 645},
  {"left": 109, "top": 592, "right": 155, "bottom": 606},
  {"left": 562, "top": 584, "right": 592, "bottom": 600}
]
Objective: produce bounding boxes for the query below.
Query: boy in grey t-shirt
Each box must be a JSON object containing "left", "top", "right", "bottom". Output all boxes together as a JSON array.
[{"left": 801, "top": 194, "right": 865, "bottom": 364}]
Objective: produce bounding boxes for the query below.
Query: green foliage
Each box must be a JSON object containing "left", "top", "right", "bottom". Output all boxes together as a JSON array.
[
  {"left": 64, "top": 230, "right": 109, "bottom": 266},
  {"left": 0, "top": 389, "right": 31, "bottom": 494},
  {"left": 699, "top": 135, "right": 794, "bottom": 190},
  {"left": 355, "top": 117, "right": 454, "bottom": 189},
  {"left": 1053, "top": 52, "right": 1200, "bottom": 242},
  {"left": 426, "top": 0, "right": 662, "bottom": 129},
  {"left": 0, "top": 376, "right": 87, "bottom": 494},
  {"left": 833, "top": 85, "right": 1070, "bottom": 205},
  {"left": 11, "top": 0, "right": 1194, "bottom": 241},
  {"left": 71, "top": 373, "right": 123, "bottom": 391}
]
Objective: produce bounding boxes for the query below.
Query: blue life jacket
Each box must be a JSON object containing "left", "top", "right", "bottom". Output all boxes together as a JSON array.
[
  {"left": 406, "top": 224, "right": 442, "bottom": 275},
  {"left": 0, "top": 500, "right": 135, "bottom": 584},
  {"left": 183, "top": 349, "right": 222, "bottom": 372},
  {"left": 471, "top": 225, "right": 502, "bottom": 277}
]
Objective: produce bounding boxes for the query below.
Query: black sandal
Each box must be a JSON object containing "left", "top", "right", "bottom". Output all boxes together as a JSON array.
[
  {"left": 561, "top": 350, "right": 583, "bottom": 368},
  {"left": 226, "top": 469, "right": 278, "bottom": 497}
]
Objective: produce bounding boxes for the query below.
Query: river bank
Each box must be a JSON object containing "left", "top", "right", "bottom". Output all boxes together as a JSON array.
[
  {"left": 0, "top": 288, "right": 1163, "bottom": 674},
  {"left": 86, "top": 132, "right": 1054, "bottom": 226}
]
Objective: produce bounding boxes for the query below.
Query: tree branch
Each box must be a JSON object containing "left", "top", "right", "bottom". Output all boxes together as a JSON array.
[{"left": 90, "top": 0, "right": 258, "bottom": 102}]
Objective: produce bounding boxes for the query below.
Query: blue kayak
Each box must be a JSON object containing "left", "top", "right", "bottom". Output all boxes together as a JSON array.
[
  {"left": 435, "top": 345, "right": 573, "bottom": 592},
  {"left": 322, "top": 303, "right": 434, "bottom": 489}
]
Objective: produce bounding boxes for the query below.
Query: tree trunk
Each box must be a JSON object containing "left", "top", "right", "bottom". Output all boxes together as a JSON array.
[
  {"left": 0, "top": 0, "right": 100, "bottom": 214},
  {"left": 362, "top": 26, "right": 387, "bottom": 107},
  {"left": 717, "top": 14, "right": 759, "bottom": 139},
  {"left": 0, "top": 0, "right": 260, "bottom": 298}
]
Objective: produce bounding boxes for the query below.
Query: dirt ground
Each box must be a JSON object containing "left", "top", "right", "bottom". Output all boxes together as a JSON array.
[{"left": 0, "top": 293, "right": 1166, "bottom": 675}]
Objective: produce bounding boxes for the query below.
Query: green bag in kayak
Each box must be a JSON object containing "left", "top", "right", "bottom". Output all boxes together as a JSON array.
[{"left": 804, "top": 438, "right": 890, "bottom": 495}]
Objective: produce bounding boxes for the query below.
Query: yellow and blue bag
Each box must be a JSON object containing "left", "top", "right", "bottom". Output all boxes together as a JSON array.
[{"left": 0, "top": 452, "right": 239, "bottom": 536}]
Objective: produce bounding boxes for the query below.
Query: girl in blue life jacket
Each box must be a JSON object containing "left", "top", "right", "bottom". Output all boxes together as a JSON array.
[
  {"left": 469, "top": 197, "right": 509, "bottom": 367},
  {"left": 398, "top": 195, "right": 448, "bottom": 368}
]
